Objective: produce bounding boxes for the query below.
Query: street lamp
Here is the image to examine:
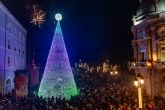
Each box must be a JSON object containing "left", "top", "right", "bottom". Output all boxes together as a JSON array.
[
  {"left": 130, "top": 59, "right": 153, "bottom": 97},
  {"left": 115, "top": 71, "right": 118, "bottom": 75},
  {"left": 110, "top": 71, "right": 118, "bottom": 75},
  {"left": 110, "top": 71, "right": 113, "bottom": 75},
  {"left": 134, "top": 74, "right": 144, "bottom": 109},
  {"left": 140, "top": 79, "right": 144, "bottom": 84},
  {"left": 134, "top": 80, "right": 138, "bottom": 87}
]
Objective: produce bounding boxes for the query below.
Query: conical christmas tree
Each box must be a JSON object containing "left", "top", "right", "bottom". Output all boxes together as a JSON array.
[{"left": 38, "top": 14, "right": 78, "bottom": 99}]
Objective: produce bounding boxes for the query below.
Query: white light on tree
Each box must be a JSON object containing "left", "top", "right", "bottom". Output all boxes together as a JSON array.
[{"left": 55, "top": 13, "right": 62, "bottom": 21}]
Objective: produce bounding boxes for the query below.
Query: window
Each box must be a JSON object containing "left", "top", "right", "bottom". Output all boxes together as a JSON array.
[
  {"left": 14, "top": 47, "right": 16, "bottom": 51},
  {"left": 8, "top": 56, "right": 10, "bottom": 67},
  {"left": 140, "top": 52, "right": 146, "bottom": 62},
  {"left": 8, "top": 39, "right": 10, "bottom": 49},
  {"left": 161, "top": 47, "right": 165, "bottom": 62},
  {"left": 140, "top": 45, "right": 147, "bottom": 61},
  {"left": 142, "top": 52, "right": 145, "bottom": 61}
]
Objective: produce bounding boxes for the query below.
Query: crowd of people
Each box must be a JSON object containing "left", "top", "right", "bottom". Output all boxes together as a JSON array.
[{"left": 0, "top": 69, "right": 165, "bottom": 110}]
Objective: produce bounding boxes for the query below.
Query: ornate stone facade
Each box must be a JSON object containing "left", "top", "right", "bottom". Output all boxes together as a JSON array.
[{"left": 131, "top": 0, "right": 165, "bottom": 97}]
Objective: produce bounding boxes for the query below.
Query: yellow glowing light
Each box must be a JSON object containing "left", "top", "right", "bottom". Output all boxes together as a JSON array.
[
  {"left": 134, "top": 81, "right": 138, "bottom": 87},
  {"left": 147, "top": 62, "right": 152, "bottom": 67},
  {"left": 115, "top": 71, "right": 118, "bottom": 75},
  {"left": 138, "top": 87, "right": 143, "bottom": 108},
  {"left": 153, "top": 52, "right": 157, "bottom": 61},
  {"left": 140, "top": 79, "right": 144, "bottom": 84}
]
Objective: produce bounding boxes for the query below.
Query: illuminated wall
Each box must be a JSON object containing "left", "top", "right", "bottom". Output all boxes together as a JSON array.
[
  {"left": 38, "top": 21, "right": 78, "bottom": 100},
  {"left": 0, "top": 1, "right": 27, "bottom": 94}
]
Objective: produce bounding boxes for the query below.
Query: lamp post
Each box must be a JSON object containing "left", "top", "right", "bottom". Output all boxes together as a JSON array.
[
  {"left": 146, "top": 61, "right": 153, "bottom": 98},
  {"left": 134, "top": 74, "right": 144, "bottom": 109},
  {"left": 130, "top": 60, "right": 153, "bottom": 98}
]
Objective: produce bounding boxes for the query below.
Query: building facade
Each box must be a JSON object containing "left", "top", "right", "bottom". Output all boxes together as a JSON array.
[
  {"left": 0, "top": 2, "right": 27, "bottom": 94},
  {"left": 131, "top": 0, "right": 165, "bottom": 97}
]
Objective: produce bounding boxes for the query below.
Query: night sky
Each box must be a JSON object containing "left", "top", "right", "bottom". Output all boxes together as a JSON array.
[{"left": 1, "top": 0, "right": 139, "bottom": 66}]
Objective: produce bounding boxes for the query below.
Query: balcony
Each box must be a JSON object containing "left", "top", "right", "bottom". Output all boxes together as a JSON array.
[
  {"left": 155, "top": 62, "right": 165, "bottom": 69},
  {"left": 129, "top": 61, "right": 165, "bottom": 70},
  {"left": 129, "top": 61, "right": 152, "bottom": 70}
]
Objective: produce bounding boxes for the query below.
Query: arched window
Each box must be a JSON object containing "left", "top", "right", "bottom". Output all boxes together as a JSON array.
[
  {"left": 5, "top": 79, "right": 12, "bottom": 94},
  {"left": 157, "top": 26, "right": 165, "bottom": 40}
]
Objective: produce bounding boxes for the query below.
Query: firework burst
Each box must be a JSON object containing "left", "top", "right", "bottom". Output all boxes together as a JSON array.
[{"left": 30, "top": 5, "right": 46, "bottom": 27}]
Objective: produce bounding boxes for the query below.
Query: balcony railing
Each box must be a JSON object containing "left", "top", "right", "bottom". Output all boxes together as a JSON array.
[
  {"left": 155, "top": 62, "right": 165, "bottom": 69},
  {"left": 129, "top": 62, "right": 148, "bottom": 69},
  {"left": 129, "top": 61, "right": 153, "bottom": 70},
  {"left": 129, "top": 61, "right": 165, "bottom": 70}
]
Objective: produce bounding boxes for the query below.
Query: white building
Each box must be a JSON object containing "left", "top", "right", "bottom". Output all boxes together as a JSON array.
[{"left": 0, "top": 1, "right": 27, "bottom": 94}]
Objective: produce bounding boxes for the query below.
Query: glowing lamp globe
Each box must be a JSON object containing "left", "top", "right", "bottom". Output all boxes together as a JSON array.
[{"left": 55, "top": 13, "right": 62, "bottom": 21}]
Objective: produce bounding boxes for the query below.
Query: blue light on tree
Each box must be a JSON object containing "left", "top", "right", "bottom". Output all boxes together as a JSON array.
[{"left": 38, "top": 14, "right": 78, "bottom": 100}]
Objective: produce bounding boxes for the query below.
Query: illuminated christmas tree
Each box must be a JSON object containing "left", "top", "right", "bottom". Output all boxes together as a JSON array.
[{"left": 38, "top": 14, "right": 78, "bottom": 99}]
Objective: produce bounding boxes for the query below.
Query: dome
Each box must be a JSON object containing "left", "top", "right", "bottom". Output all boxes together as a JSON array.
[
  {"left": 136, "top": 0, "right": 156, "bottom": 17},
  {"left": 156, "top": 0, "right": 165, "bottom": 12},
  {"left": 133, "top": 0, "right": 165, "bottom": 25}
]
